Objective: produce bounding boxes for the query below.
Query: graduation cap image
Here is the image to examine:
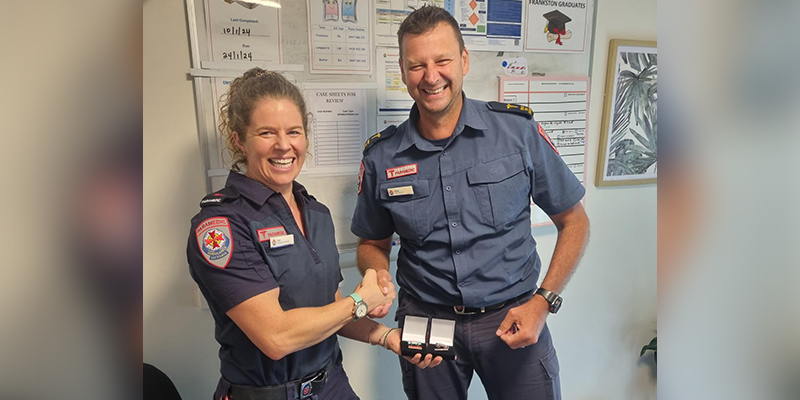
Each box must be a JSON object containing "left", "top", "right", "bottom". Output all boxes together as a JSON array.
[{"left": 543, "top": 10, "right": 573, "bottom": 46}]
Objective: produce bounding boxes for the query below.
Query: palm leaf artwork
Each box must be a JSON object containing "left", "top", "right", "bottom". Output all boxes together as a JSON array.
[{"left": 606, "top": 51, "right": 657, "bottom": 177}]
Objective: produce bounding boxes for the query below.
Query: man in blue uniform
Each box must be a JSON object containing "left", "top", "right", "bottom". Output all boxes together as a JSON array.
[{"left": 351, "top": 6, "right": 590, "bottom": 400}]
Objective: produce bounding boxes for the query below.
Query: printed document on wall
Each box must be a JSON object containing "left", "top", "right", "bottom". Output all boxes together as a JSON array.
[
  {"left": 377, "top": 47, "right": 415, "bottom": 113},
  {"left": 374, "top": 0, "right": 445, "bottom": 47},
  {"left": 307, "top": 0, "right": 373, "bottom": 74},
  {"left": 204, "top": 0, "right": 282, "bottom": 63},
  {"left": 303, "top": 89, "right": 368, "bottom": 176},
  {"left": 524, "top": 0, "right": 588, "bottom": 52},
  {"left": 444, "top": 0, "right": 523, "bottom": 52},
  {"left": 499, "top": 76, "right": 590, "bottom": 226}
]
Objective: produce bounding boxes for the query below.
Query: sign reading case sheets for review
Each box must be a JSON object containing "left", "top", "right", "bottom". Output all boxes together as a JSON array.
[{"left": 304, "top": 88, "right": 368, "bottom": 176}]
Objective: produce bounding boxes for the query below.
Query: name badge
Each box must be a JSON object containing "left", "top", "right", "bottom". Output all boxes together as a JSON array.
[
  {"left": 388, "top": 186, "right": 414, "bottom": 197},
  {"left": 270, "top": 234, "right": 294, "bottom": 249}
]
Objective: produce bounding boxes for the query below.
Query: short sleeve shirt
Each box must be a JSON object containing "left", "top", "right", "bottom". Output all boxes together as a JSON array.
[
  {"left": 187, "top": 172, "right": 342, "bottom": 386},
  {"left": 352, "top": 94, "right": 585, "bottom": 307}
]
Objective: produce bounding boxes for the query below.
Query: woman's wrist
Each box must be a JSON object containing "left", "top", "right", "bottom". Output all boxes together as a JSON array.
[{"left": 367, "top": 324, "right": 389, "bottom": 346}]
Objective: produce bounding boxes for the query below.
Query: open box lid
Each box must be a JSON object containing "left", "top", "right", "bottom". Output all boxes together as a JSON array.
[
  {"left": 429, "top": 318, "right": 455, "bottom": 346},
  {"left": 402, "top": 315, "right": 428, "bottom": 343}
]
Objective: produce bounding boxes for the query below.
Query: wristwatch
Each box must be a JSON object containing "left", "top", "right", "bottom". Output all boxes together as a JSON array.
[
  {"left": 535, "top": 288, "right": 562, "bottom": 314},
  {"left": 347, "top": 293, "right": 368, "bottom": 321}
]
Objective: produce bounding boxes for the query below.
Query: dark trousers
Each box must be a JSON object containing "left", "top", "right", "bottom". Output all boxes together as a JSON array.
[{"left": 395, "top": 290, "right": 561, "bottom": 400}]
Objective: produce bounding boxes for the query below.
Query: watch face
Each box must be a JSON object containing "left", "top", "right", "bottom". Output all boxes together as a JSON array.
[
  {"left": 551, "top": 297, "right": 562, "bottom": 313},
  {"left": 355, "top": 302, "right": 368, "bottom": 319}
]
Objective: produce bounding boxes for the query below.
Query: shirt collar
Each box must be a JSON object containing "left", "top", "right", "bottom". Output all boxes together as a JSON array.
[
  {"left": 396, "top": 92, "right": 488, "bottom": 153},
  {"left": 226, "top": 171, "right": 310, "bottom": 205}
]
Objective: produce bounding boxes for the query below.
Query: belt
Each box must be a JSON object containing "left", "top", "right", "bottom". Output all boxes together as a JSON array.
[
  {"left": 452, "top": 291, "right": 533, "bottom": 315},
  {"left": 227, "top": 358, "right": 333, "bottom": 400}
]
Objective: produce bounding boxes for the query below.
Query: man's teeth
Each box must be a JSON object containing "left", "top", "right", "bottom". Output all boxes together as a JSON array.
[
  {"left": 424, "top": 87, "right": 445, "bottom": 94},
  {"left": 269, "top": 158, "right": 293, "bottom": 167}
]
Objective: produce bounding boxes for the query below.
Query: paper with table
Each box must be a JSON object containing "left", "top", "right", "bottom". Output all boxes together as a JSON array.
[{"left": 499, "top": 76, "right": 590, "bottom": 226}]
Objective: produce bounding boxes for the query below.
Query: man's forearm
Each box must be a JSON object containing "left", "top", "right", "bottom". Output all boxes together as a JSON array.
[
  {"left": 356, "top": 238, "right": 392, "bottom": 276},
  {"left": 541, "top": 204, "right": 590, "bottom": 293}
]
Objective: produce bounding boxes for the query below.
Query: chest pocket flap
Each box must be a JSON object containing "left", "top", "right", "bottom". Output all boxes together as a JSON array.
[
  {"left": 467, "top": 155, "right": 530, "bottom": 226},
  {"left": 378, "top": 180, "right": 431, "bottom": 202},
  {"left": 467, "top": 155, "right": 526, "bottom": 184}
]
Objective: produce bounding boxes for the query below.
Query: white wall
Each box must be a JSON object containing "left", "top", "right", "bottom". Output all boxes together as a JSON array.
[{"left": 143, "top": 0, "right": 656, "bottom": 398}]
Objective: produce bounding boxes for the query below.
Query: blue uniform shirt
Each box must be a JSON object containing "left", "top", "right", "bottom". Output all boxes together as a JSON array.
[
  {"left": 187, "top": 172, "right": 342, "bottom": 386},
  {"left": 352, "top": 94, "right": 585, "bottom": 308}
]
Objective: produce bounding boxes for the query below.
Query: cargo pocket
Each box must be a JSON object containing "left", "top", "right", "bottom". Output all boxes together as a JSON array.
[
  {"left": 379, "top": 180, "right": 432, "bottom": 242},
  {"left": 467, "top": 154, "right": 531, "bottom": 226},
  {"left": 539, "top": 348, "right": 561, "bottom": 400}
]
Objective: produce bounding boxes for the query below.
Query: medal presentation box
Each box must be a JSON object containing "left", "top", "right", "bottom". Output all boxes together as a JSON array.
[{"left": 400, "top": 315, "right": 456, "bottom": 360}]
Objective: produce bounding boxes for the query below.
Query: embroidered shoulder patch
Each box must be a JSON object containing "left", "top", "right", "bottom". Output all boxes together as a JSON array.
[
  {"left": 487, "top": 102, "right": 533, "bottom": 119},
  {"left": 200, "top": 186, "right": 240, "bottom": 207},
  {"left": 363, "top": 125, "right": 397, "bottom": 155},
  {"left": 357, "top": 161, "right": 365, "bottom": 195},
  {"left": 195, "top": 217, "right": 233, "bottom": 269}
]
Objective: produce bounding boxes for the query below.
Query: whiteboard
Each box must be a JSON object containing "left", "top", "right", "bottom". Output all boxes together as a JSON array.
[{"left": 186, "top": 0, "right": 598, "bottom": 252}]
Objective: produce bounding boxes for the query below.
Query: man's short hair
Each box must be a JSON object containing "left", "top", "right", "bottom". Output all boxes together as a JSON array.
[{"left": 397, "top": 5, "right": 465, "bottom": 58}]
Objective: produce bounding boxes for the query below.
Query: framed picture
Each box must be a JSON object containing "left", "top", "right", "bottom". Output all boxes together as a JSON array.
[{"left": 595, "top": 39, "right": 657, "bottom": 187}]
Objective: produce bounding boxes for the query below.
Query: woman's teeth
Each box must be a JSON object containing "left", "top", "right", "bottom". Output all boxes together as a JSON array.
[{"left": 269, "top": 158, "right": 294, "bottom": 168}]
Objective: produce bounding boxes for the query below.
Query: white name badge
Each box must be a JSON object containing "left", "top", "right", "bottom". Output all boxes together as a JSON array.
[
  {"left": 387, "top": 186, "right": 414, "bottom": 197},
  {"left": 270, "top": 234, "right": 294, "bottom": 249}
]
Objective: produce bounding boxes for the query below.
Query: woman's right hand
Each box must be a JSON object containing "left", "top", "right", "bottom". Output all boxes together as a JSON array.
[{"left": 354, "top": 269, "right": 395, "bottom": 313}]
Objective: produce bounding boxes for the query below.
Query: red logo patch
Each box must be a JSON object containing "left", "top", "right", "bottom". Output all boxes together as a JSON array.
[
  {"left": 357, "top": 161, "right": 365, "bottom": 195},
  {"left": 537, "top": 123, "right": 559, "bottom": 154},
  {"left": 257, "top": 226, "right": 287, "bottom": 242},
  {"left": 386, "top": 163, "right": 418, "bottom": 179}
]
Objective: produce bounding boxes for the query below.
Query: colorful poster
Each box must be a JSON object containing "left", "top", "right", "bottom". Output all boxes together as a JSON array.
[
  {"left": 374, "top": 0, "right": 445, "bottom": 47},
  {"left": 499, "top": 76, "right": 590, "bottom": 226},
  {"left": 204, "top": 0, "right": 282, "bottom": 63},
  {"left": 445, "top": 0, "right": 523, "bottom": 52},
  {"left": 524, "top": 0, "right": 588, "bottom": 52},
  {"left": 307, "top": 0, "right": 373, "bottom": 74}
]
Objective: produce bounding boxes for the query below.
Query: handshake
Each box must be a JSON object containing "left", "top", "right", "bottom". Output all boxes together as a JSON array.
[{"left": 353, "top": 269, "right": 396, "bottom": 318}]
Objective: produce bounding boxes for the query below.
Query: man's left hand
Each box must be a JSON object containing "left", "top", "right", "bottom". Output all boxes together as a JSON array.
[{"left": 495, "top": 295, "right": 550, "bottom": 349}]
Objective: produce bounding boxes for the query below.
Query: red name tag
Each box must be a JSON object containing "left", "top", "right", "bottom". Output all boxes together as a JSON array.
[
  {"left": 386, "top": 163, "right": 418, "bottom": 179},
  {"left": 258, "top": 226, "right": 287, "bottom": 242}
]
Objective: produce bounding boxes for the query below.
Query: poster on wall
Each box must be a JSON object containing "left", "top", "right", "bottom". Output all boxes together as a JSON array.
[
  {"left": 446, "top": 0, "right": 524, "bottom": 52},
  {"left": 303, "top": 88, "right": 369, "bottom": 176},
  {"left": 204, "top": 0, "right": 282, "bottom": 63},
  {"left": 523, "top": 0, "right": 588, "bottom": 53},
  {"left": 307, "top": 0, "right": 373, "bottom": 74},
  {"left": 375, "top": 0, "right": 445, "bottom": 47},
  {"left": 499, "top": 76, "right": 590, "bottom": 226},
  {"left": 377, "top": 47, "right": 415, "bottom": 113}
]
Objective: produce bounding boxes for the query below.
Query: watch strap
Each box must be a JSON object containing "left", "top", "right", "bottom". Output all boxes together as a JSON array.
[{"left": 347, "top": 293, "right": 363, "bottom": 304}]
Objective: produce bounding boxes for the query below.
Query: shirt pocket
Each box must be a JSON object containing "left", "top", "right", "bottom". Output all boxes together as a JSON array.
[
  {"left": 379, "top": 179, "right": 432, "bottom": 242},
  {"left": 467, "top": 155, "right": 531, "bottom": 227}
]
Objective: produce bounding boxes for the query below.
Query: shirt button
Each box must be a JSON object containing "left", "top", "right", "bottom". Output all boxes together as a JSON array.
[
  {"left": 458, "top": 281, "right": 465, "bottom": 287},
  {"left": 455, "top": 250, "right": 461, "bottom": 255},
  {"left": 446, "top": 186, "right": 452, "bottom": 191},
  {"left": 442, "top": 151, "right": 448, "bottom": 156},
  {"left": 451, "top": 222, "right": 458, "bottom": 228}
]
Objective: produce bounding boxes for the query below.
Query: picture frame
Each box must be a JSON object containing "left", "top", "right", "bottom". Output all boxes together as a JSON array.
[{"left": 595, "top": 39, "right": 657, "bottom": 187}]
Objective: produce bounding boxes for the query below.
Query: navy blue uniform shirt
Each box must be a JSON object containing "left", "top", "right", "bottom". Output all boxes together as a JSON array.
[
  {"left": 352, "top": 94, "right": 585, "bottom": 308},
  {"left": 187, "top": 172, "right": 342, "bottom": 386}
]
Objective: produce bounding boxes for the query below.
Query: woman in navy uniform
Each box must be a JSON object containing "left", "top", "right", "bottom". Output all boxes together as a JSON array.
[{"left": 187, "top": 68, "right": 431, "bottom": 400}]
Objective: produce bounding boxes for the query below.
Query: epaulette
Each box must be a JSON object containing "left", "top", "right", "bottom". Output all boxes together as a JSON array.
[
  {"left": 200, "top": 186, "right": 240, "bottom": 207},
  {"left": 363, "top": 125, "right": 397, "bottom": 155},
  {"left": 487, "top": 102, "right": 533, "bottom": 119}
]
